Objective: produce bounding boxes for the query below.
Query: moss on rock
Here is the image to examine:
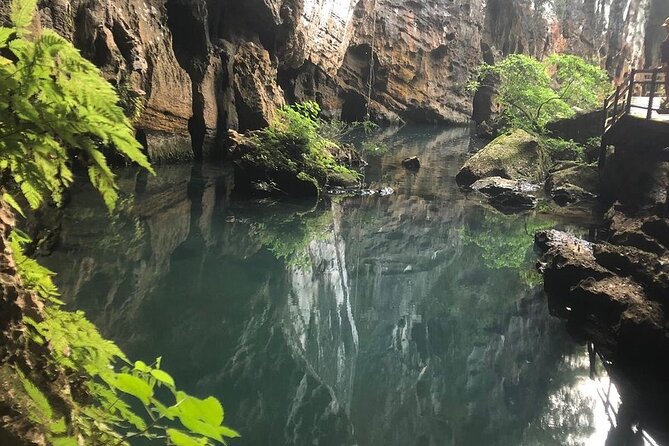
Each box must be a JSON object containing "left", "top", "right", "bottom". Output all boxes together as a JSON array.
[
  {"left": 456, "top": 129, "right": 550, "bottom": 186},
  {"left": 229, "top": 102, "right": 360, "bottom": 197}
]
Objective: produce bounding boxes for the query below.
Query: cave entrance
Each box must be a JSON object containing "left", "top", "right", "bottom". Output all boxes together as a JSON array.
[{"left": 340, "top": 91, "right": 368, "bottom": 123}]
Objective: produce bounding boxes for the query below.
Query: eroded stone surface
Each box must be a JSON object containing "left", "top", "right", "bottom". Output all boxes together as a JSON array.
[
  {"left": 471, "top": 176, "right": 538, "bottom": 211},
  {"left": 1, "top": 0, "right": 659, "bottom": 152},
  {"left": 536, "top": 211, "right": 669, "bottom": 381}
]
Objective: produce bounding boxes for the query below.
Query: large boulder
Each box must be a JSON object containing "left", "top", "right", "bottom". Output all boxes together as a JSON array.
[
  {"left": 456, "top": 130, "right": 549, "bottom": 187},
  {"left": 545, "top": 162, "right": 599, "bottom": 206}
]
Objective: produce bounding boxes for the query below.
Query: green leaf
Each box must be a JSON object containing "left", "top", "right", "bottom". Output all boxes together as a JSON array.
[
  {"left": 111, "top": 373, "right": 154, "bottom": 405},
  {"left": 150, "top": 369, "right": 176, "bottom": 388},
  {"left": 167, "top": 429, "right": 207, "bottom": 446},
  {"left": 50, "top": 417, "right": 67, "bottom": 434},
  {"left": 134, "top": 360, "right": 151, "bottom": 373},
  {"left": 10, "top": 0, "right": 38, "bottom": 32},
  {"left": 177, "top": 392, "right": 224, "bottom": 426},
  {"left": 2, "top": 192, "right": 24, "bottom": 217},
  {"left": 0, "top": 27, "right": 14, "bottom": 46},
  {"left": 174, "top": 392, "right": 228, "bottom": 442},
  {"left": 51, "top": 437, "right": 78, "bottom": 446},
  {"left": 16, "top": 369, "right": 53, "bottom": 422},
  {"left": 220, "top": 425, "right": 241, "bottom": 439},
  {"left": 151, "top": 399, "right": 178, "bottom": 421}
]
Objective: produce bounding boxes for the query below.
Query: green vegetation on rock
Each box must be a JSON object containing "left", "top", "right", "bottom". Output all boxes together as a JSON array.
[
  {"left": 0, "top": 1, "right": 239, "bottom": 444},
  {"left": 456, "top": 129, "right": 550, "bottom": 186},
  {"left": 231, "top": 101, "right": 360, "bottom": 193}
]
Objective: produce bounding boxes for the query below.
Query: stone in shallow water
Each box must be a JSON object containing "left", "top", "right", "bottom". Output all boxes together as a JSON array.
[
  {"left": 546, "top": 162, "right": 599, "bottom": 206},
  {"left": 456, "top": 129, "right": 549, "bottom": 186},
  {"left": 471, "top": 176, "right": 538, "bottom": 211}
]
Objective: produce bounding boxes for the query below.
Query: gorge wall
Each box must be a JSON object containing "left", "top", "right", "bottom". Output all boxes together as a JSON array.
[{"left": 1, "top": 0, "right": 662, "bottom": 161}]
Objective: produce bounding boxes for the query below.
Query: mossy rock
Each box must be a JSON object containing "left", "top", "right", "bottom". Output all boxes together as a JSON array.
[
  {"left": 547, "top": 163, "right": 599, "bottom": 193},
  {"left": 456, "top": 129, "right": 549, "bottom": 186},
  {"left": 546, "top": 162, "right": 599, "bottom": 206}
]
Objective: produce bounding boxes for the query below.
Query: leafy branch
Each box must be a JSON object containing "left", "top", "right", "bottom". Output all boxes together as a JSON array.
[{"left": 0, "top": 1, "right": 240, "bottom": 444}]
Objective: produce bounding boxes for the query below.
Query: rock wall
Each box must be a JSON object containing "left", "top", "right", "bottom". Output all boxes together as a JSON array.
[{"left": 0, "top": 0, "right": 660, "bottom": 159}]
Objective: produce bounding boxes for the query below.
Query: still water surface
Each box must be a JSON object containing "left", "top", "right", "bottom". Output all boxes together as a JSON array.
[{"left": 43, "top": 126, "right": 636, "bottom": 445}]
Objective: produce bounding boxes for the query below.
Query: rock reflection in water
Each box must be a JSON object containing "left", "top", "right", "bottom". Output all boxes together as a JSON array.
[{"left": 40, "top": 127, "right": 619, "bottom": 446}]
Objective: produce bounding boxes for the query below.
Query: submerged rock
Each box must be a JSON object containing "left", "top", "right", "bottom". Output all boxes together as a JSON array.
[
  {"left": 456, "top": 130, "right": 549, "bottom": 187},
  {"left": 471, "top": 177, "right": 538, "bottom": 212}
]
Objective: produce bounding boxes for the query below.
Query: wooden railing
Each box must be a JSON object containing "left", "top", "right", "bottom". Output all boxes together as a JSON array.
[{"left": 603, "top": 68, "right": 667, "bottom": 134}]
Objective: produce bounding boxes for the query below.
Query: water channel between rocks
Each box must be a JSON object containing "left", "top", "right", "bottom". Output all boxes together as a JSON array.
[{"left": 39, "top": 126, "right": 644, "bottom": 446}]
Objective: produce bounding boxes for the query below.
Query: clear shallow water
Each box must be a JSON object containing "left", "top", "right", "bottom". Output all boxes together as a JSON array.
[{"left": 40, "top": 126, "right": 640, "bottom": 445}]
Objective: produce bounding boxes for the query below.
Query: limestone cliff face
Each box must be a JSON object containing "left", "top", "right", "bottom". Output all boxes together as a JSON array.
[{"left": 1, "top": 0, "right": 660, "bottom": 159}]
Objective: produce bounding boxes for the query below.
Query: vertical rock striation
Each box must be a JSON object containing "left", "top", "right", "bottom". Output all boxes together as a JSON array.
[{"left": 0, "top": 0, "right": 660, "bottom": 157}]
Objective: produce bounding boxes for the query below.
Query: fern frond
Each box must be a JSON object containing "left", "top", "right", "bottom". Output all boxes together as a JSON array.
[{"left": 10, "top": 0, "right": 37, "bottom": 34}]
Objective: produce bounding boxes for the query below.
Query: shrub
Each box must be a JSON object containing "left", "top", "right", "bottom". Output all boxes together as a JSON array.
[
  {"left": 236, "top": 101, "right": 359, "bottom": 189},
  {"left": 544, "top": 138, "right": 586, "bottom": 162}
]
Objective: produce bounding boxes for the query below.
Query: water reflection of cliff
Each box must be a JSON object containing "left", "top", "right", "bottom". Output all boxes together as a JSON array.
[{"left": 42, "top": 127, "right": 604, "bottom": 446}]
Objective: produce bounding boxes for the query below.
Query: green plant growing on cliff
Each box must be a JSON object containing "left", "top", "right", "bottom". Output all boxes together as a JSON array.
[
  {"left": 0, "top": 1, "right": 239, "bottom": 444},
  {"left": 235, "top": 101, "right": 359, "bottom": 189},
  {"left": 0, "top": 0, "right": 152, "bottom": 212},
  {"left": 468, "top": 54, "right": 610, "bottom": 133}
]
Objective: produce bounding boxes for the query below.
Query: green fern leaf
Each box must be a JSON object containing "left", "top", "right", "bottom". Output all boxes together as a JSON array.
[
  {"left": 16, "top": 368, "right": 54, "bottom": 423},
  {"left": 10, "top": 0, "right": 37, "bottom": 34},
  {"left": 2, "top": 192, "right": 25, "bottom": 217},
  {"left": 0, "top": 27, "right": 14, "bottom": 45}
]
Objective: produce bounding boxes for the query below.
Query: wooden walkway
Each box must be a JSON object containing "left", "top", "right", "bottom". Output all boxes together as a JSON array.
[
  {"left": 600, "top": 68, "right": 669, "bottom": 166},
  {"left": 629, "top": 96, "right": 669, "bottom": 121}
]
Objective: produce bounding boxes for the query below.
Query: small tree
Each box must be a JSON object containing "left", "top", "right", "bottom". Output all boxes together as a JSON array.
[{"left": 469, "top": 54, "right": 611, "bottom": 133}]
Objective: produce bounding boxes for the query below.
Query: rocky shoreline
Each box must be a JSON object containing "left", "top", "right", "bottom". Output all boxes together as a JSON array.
[
  {"left": 535, "top": 207, "right": 669, "bottom": 444},
  {"left": 455, "top": 111, "right": 669, "bottom": 442}
]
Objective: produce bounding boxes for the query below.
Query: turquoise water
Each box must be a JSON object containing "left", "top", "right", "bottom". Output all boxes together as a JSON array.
[{"left": 42, "top": 126, "right": 624, "bottom": 445}]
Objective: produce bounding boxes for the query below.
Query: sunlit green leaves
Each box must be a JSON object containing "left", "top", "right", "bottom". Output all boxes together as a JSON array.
[
  {"left": 1, "top": 0, "right": 153, "bottom": 213},
  {"left": 2, "top": 192, "right": 24, "bottom": 216},
  {"left": 151, "top": 368, "right": 176, "bottom": 388},
  {"left": 173, "top": 392, "right": 239, "bottom": 443},
  {"left": 112, "top": 373, "right": 155, "bottom": 405},
  {"left": 10, "top": 230, "right": 61, "bottom": 302},
  {"left": 168, "top": 429, "right": 209, "bottom": 446},
  {"left": 10, "top": 0, "right": 37, "bottom": 33},
  {"left": 471, "top": 54, "right": 611, "bottom": 133}
]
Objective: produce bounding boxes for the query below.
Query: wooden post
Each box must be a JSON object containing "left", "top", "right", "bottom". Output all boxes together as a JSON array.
[
  {"left": 647, "top": 70, "right": 659, "bottom": 120},
  {"left": 613, "top": 85, "right": 621, "bottom": 122},
  {"left": 626, "top": 70, "right": 636, "bottom": 113},
  {"left": 600, "top": 96, "right": 610, "bottom": 169}
]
